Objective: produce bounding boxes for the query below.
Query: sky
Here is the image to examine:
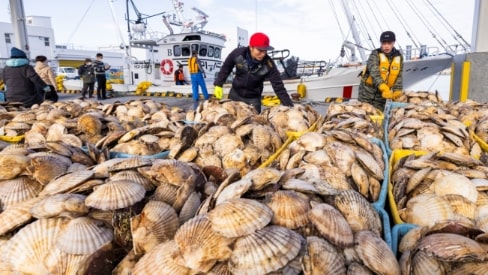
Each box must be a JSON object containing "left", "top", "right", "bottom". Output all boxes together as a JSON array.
[{"left": 0, "top": 0, "right": 477, "bottom": 62}]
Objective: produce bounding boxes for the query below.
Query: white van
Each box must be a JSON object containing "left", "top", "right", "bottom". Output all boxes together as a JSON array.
[{"left": 56, "top": 67, "right": 79, "bottom": 79}]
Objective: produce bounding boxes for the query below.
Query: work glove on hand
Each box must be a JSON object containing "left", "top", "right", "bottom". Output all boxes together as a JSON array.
[
  {"left": 392, "top": 90, "right": 403, "bottom": 100},
  {"left": 214, "top": 86, "right": 223, "bottom": 99},
  {"left": 378, "top": 83, "right": 393, "bottom": 99}
]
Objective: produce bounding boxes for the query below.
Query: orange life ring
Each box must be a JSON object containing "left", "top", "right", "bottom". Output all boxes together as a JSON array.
[{"left": 160, "top": 59, "right": 174, "bottom": 75}]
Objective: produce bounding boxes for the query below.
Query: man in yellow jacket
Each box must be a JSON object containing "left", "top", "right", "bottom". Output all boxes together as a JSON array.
[
  {"left": 188, "top": 50, "right": 209, "bottom": 109},
  {"left": 358, "top": 31, "right": 403, "bottom": 111}
]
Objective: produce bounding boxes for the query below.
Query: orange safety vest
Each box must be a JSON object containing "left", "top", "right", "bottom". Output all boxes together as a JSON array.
[
  {"left": 363, "top": 52, "right": 401, "bottom": 88},
  {"left": 188, "top": 56, "right": 201, "bottom": 74}
]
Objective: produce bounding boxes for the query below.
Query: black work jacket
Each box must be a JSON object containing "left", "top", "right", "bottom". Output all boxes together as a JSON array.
[{"left": 214, "top": 47, "right": 293, "bottom": 106}]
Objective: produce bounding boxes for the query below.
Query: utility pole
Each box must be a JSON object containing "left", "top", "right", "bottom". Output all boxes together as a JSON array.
[{"left": 9, "top": 0, "right": 30, "bottom": 59}]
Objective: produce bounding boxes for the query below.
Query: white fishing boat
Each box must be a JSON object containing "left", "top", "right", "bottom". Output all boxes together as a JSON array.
[{"left": 61, "top": 0, "right": 470, "bottom": 103}]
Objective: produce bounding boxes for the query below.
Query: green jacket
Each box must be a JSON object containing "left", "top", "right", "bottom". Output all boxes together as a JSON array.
[{"left": 362, "top": 48, "right": 403, "bottom": 92}]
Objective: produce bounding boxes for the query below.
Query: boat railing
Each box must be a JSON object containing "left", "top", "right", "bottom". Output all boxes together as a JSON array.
[{"left": 295, "top": 60, "right": 328, "bottom": 77}]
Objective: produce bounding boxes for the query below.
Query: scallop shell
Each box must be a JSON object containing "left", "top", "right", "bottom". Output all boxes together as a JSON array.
[
  {"left": 45, "top": 123, "right": 67, "bottom": 142},
  {"left": 77, "top": 113, "right": 103, "bottom": 136},
  {"left": 411, "top": 250, "right": 447, "bottom": 275},
  {"left": 354, "top": 230, "right": 400, "bottom": 275},
  {"left": 346, "top": 261, "right": 373, "bottom": 275},
  {"left": 0, "top": 198, "right": 39, "bottom": 235},
  {"left": 131, "top": 200, "right": 179, "bottom": 255},
  {"left": 399, "top": 193, "right": 454, "bottom": 227},
  {"left": 208, "top": 261, "right": 232, "bottom": 275},
  {"left": 213, "top": 133, "right": 244, "bottom": 158},
  {"left": 29, "top": 154, "right": 71, "bottom": 185},
  {"left": 178, "top": 191, "right": 201, "bottom": 225},
  {"left": 415, "top": 233, "right": 486, "bottom": 262},
  {"left": 56, "top": 217, "right": 113, "bottom": 254},
  {"left": 5, "top": 217, "right": 68, "bottom": 275},
  {"left": 354, "top": 149, "right": 384, "bottom": 180},
  {"left": 333, "top": 190, "right": 382, "bottom": 235},
  {"left": 149, "top": 159, "right": 196, "bottom": 186},
  {"left": 264, "top": 190, "right": 310, "bottom": 229},
  {"left": 443, "top": 194, "right": 477, "bottom": 220},
  {"left": 153, "top": 181, "right": 179, "bottom": 205},
  {"left": 432, "top": 172, "right": 478, "bottom": 203},
  {"left": 85, "top": 179, "right": 146, "bottom": 210},
  {"left": 215, "top": 178, "right": 253, "bottom": 205},
  {"left": 244, "top": 167, "right": 284, "bottom": 191},
  {"left": 44, "top": 245, "right": 92, "bottom": 275},
  {"left": 207, "top": 198, "right": 273, "bottom": 238},
  {"left": 0, "top": 176, "right": 42, "bottom": 209},
  {"left": 12, "top": 112, "right": 36, "bottom": 123},
  {"left": 39, "top": 170, "right": 95, "bottom": 196},
  {"left": 398, "top": 226, "right": 424, "bottom": 254},
  {"left": 174, "top": 215, "right": 234, "bottom": 272},
  {"left": 301, "top": 236, "right": 347, "bottom": 275},
  {"left": 451, "top": 262, "right": 488, "bottom": 275},
  {"left": 229, "top": 225, "right": 303, "bottom": 275},
  {"left": 107, "top": 157, "right": 153, "bottom": 173},
  {"left": 0, "top": 154, "right": 31, "bottom": 180},
  {"left": 31, "top": 193, "right": 89, "bottom": 219},
  {"left": 110, "top": 170, "right": 156, "bottom": 191},
  {"left": 60, "top": 134, "right": 83, "bottom": 148},
  {"left": 308, "top": 203, "right": 354, "bottom": 248},
  {"left": 132, "top": 240, "right": 190, "bottom": 275},
  {"left": 296, "top": 132, "right": 326, "bottom": 151},
  {"left": 25, "top": 132, "right": 46, "bottom": 147}
]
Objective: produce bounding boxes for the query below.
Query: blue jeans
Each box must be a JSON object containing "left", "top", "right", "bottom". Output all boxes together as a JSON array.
[{"left": 190, "top": 72, "right": 209, "bottom": 101}]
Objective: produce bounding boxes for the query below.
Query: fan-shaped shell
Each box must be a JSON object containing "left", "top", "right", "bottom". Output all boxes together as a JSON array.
[
  {"left": 0, "top": 176, "right": 42, "bottom": 209},
  {"left": 85, "top": 179, "right": 145, "bottom": 210},
  {"left": 215, "top": 178, "right": 253, "bottom": 205},
  {"left": 207, "top": 198, "right": 273, "bottom": 238},
  {"left": 153, "top": 181, "right": 179, "bottom": 205},
  {"left": 451, "top": 262, "right": 488, "bottom": 275},
  {"left": 308, "top": 203, "right": 354, "bottom": 247},
  {"left": 0, "top": 154, "right": 30, "bottom": 180},
  {"left": 12, "top": 112, "right": 36, "bottom": 123},
  {"left": 132, "top": 240, "right": 190, "bottom": 275},
  {"left": 443, "top": 194, "right": 477, "bottom": 220},
  {"left": 5, "top": 217, "right": 68, "bottom": 275},
  {"left": 174, "top": 215, "right": 234, "bottom": 272},
  {"left": 0, "top": 198, "right": 39, "bottom": 235},
  {"left": 56, "top": 217, "right": 113, "bottom": 254},
  {"left": 333, "top": 190, "right": 382, "bottom": 234},
  {"left": 39, "top": 170, "right": 94, "bottom": 196},
  {"left": 264, "top": 190, "right": 310, "bottom": 229},
  {"left": 399, "top": 193, "right": 454, "bottom": 227},
  {"left": 31, "top": 193, "right": 89, "bottom": 219},
  {"left": 77, "top": 113, "right": 103, "bottom": 136},
  {"left": 29, "top": 154, "right": 71, "bottom": 185},
  {"left": 229, "top": 225, "right": 303, "bottom": 275},
  {"left": 178, "top": 191, "right": 201, "bottom": 225},
  {"left": 354, "top": 230, "right": 400, "bottom": 275},
  {"left": 296, "top": 132, "right": 326, "bottom": 151},
  {"left": 432, "top": 173, "right": 478, "bottom": 203},
  {"left": 131, "top": 200, "right": 179, "bottom": 254},
  {"left": 244, "top": 167, "right": 284, "bottom": 191},
  {"left": 25, "top": 132, "right": 46, "bottom": 147},
  {"left": 411, "top": 250, "right": 446, "bottom": 275},
  {"left": 107, "top": 157, "right": 153, "bottom": 172},
  {"left": 149, "top": 159, "right": 196, "bottom": 186},
  {"left": 45, "top": 123, "right": 67, "bottom": 142},
  {"left": 416, "top": 233, "right": 486, "bottom": 262},
  {"left": 213, "top": 133, "right": 244, "bottom": 158},
  {"left": 110, "top": 170, "right": 155, "bottom": 191},
  {"left": 301, "top": 236, "right": 347, "bottom": 275}
]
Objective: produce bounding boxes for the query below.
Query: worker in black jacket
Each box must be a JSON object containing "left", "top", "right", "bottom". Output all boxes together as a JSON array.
[
  {"left": 2, "top": 47, "right": 50, "bottom": 107},
  {"left": 213, "top": 32, "right": 294, "bottom": 113}
]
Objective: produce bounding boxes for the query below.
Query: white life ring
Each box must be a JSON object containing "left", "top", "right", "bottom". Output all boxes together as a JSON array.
[{"left": 161, "top": 59, "right": 174, "bottom": 75}]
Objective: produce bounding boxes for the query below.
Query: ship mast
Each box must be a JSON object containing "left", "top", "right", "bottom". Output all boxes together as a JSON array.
[
  {"left": 9, "top": 0, "right": 30, "bottom": 59},
  {"left": 340, "top": 0, "right": 367, "bottom": 62}
]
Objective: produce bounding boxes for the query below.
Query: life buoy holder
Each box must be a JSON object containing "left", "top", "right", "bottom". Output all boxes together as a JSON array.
[{"left": 161, "top": 59, "right": 174, "bottom": 75}]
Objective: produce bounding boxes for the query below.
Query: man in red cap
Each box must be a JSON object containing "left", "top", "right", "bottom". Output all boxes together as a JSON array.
[
  {"left": 358, "top": 31, "right": 403, "bottom": 111},
  {"left": 213, "top": 32, "right": 293, "bottom": 113}
]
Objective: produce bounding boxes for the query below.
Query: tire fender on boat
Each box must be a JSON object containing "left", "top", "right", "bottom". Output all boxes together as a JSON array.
[{"left": 161, "top": 59, "right": 174, "bottom": 75}]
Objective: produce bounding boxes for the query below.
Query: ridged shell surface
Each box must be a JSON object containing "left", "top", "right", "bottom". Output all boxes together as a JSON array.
[
  {"left": 31, "top": 193, "right": 89, "bottom": 219},
  {"left": 229, "top": 225, "right": 303, "bottom": 275},
  {"left": 301, "top": 236, "right": 346, "bottom": 275},
  {"left": 308, "top": 203, "right": 354, "bottom": 248},
  {"left": 354, "top": 230, "right": 400, "bottom": 275},
  {"left": 85, "top": 179, "right": 145, "bottom": 210},
  {"left": 207, "top": 198, "right": 273, "bottom": 238},
  {"left": 265, "top": 190, "right": 310, "bottom": 229},
  {"left": 0, "top": 176, "right": 42, "bottom": 209},
  {"left": 55, "top": 217, "right": 113, "bottom": 254},
  {"left": 132, "top": 240, "right": 190, "bottom": 275}
]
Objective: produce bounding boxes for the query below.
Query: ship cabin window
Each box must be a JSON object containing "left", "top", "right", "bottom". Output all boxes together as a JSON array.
[
  {"left": 181, "top": 45, "right": 191, "bottom": 56},
  {"left": 43, "top": 37, "right": 50, "bottom": 46},
  {"left": 199, "top": 44, "right": 207, "bottom": 56},
  {"left": 214, "top": 47, "right": 221, "bottom": 58},
  {"left": 173, "top": 45, "right": 182, "bottom": 56},
  {"left": 4, "top": 33, "right": 11, "bottom": 44},
  {"left": 208, "top": 46, "right": 214, "bottom": 57},
  {"left": 183, "top": 35, "right": 201, "bottom": 41}
]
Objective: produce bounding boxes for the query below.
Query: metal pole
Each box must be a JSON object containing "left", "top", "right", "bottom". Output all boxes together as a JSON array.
[
  {"left": 340, "top": 0, "right": 367, "bottom": 62},
  {"left": 9, "top": 0, "right": 30, "bottom": 59}
]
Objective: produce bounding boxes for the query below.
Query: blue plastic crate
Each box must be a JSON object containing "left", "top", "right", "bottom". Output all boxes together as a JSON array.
[
  {"left": 370, "top": 137, "right": 389, "bottom": 210},
  {"left": 0, "top": 91, "right": 5, "bottom": 102},
  {"left": 373, "top": 204, "right": 393, "bottom": 249},
  {"left": 391, "top": 223, "right": 418, "bottom": 258}
]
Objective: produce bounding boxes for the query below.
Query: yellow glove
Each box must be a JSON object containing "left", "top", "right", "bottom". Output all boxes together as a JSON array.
[
  {"left": 378, "top": 83, "right": 393, "bottom": 99},
  {"left": 214, "top": 86, "right": 223, "bottom": 99},
  {"left": 392, "top": 90, "right": 403, "bottom": 100}
]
